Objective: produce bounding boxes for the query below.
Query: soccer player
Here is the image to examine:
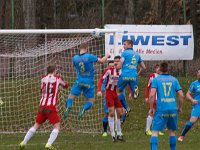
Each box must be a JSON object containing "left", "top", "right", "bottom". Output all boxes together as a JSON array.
[
  {"left": 97, "top": 56, "right": 124, "bottom": 142},
  {"left": 149, "top": 62, "right": 184, "bottom": 150},
  {"left": 64, "top": 43, "right": 110, "bottom": 119},
  {"left": 145, "top": 64, "right": 164, "bottom": 136},
  {"left": 117, "top": 40, "right": 146, "bottom": 110},
  {"left": 178, "top": 69, "right": 200, "bottom": 142},
  {"left": 19, "top": 65, "right": 68, "bottom": 150},
  {"left": 102, "top": 60, "right": 114, "bottom": 137}
]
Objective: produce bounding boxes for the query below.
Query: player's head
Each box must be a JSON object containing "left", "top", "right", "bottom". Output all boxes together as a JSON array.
[
  {"left": 196, "top": 69, "right": 200, "bottom": 80},
  {"left": 79, "top": 43, "right": 89, "bottom": 52},
  {"left": 47, "top": 65, "right": 56, "bottom": 74},
  {"left": 114, "top": 55, "right": 121, "bottom": 69},
  {"left": 108, "top": 60, "right": 114, "bottom": 67},
  {"left": 123, "top": 40, "right": 133, "bottom": 50},
  {"left": 159, "top": 62, "right": 168, "bottom": 73},
  {"left": 155, "top": 64, "right": 160, "bottom": 74}
]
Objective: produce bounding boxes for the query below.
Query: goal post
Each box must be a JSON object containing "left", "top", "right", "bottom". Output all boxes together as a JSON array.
[{"left": 0, "top": 29, "right": 118, "bottom": 133}]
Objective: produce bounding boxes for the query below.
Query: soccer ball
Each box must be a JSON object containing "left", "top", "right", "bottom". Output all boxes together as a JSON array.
[{"left": 92, "top": 28, "right": 102, "bottom": 38}]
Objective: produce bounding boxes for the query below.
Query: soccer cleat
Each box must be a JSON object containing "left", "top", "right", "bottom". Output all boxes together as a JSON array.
[
  {"left": 78, "top": 107, "right": 85, "bottom": 119},
  {"left": 64, "top": 107, "right": 71, "bottom": 119},
  {"left": 45, "top": 144, "right": 57, "bottom": 150},
  {"left": 133, "top": 86, "right": 139, "bottom": 99},
  {"left": 159, "top": 131, "right": 164, "bottom": 136},
  {"left": 145, "top": 130, "right": 152, "bottom": 136},
  {"left": 19, "top": 141, "right": 25, "bottom": 150},
  {"left": 112, "top": 136, "right": 117, "bottom": 142},
  {"left": 178, "top": 136, "right": 184, "bottom": 142},
  {"left": 125, "top": 108, "right": 131, "bottom": 118},
  {"left": 102, "top": 132, "right": 108, "bottom": 137},
  {"left": 117, "top": 135, "right": 124, "bottom": 142}
]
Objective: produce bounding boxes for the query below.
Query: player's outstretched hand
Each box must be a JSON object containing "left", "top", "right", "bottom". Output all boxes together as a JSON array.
[{"left": 97, "top": 91, "right": 102, "bottom": 97}]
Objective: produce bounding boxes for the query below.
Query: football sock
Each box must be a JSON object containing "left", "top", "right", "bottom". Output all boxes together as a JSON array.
[
  {"left": 102, "top": 117, "right": 108, "bottom": 132},
  {"left": 118, "top": 93, "right": 129, "bottom": 110},
  {"left": 169, "top": 136, "right": 176, "bottom": 150},
  {"left": 23, "top": 127, "right": 36, "bottom": 144},
  {"left": 146, "top": 115, "right": 153, "bottom": 131},
  {"left": 47, "top": 128, "right": 59, "bottom": 145},
  {"left": 108, "top": 116, "right": 115, "bottom": 137},
  {"left": 181, "top": 121, "right": 193, "bottom": 136},
  {"left": 150, "top": 136, "right": 158, "bottom": 150},
  {"left": 121, "top": 114, "right": 126, "bottom": 122},
  {"left": 116, "top": 119, "right": 122, "bottom": 136},
  {"left": 83, "top": 101, "right": 93, "bottom": 111},
  {"left": 66, "top": 98, "right": 73, "bottom": 108}
]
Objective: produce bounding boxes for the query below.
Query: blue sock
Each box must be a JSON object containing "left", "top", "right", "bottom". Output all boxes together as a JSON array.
[
  {"left": 181, "top": 121, "right": 193, "bottom": 136},
  {"left": 150, "top": 136, "right": 158, "bottom": 150},
  {"left": 118, "top": 93, "right": 129, "bottom": 110},
  {"left": 102, "top": 117, "right": 108, "bottom": 132},
  {"left": 83, "top": 101, "right": 93, "bottom": 111},
  {"left": 66, "top": 98, "right": 73, "bottom": 108},
  {"left": 169, "top": 136, "right": 176, "bottom": 150},
  {"left": 121, "top": 114, "right": 126, "bottom": 122}
]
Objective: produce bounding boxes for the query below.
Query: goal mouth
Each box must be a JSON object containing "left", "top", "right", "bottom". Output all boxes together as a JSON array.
[{"left": 0, "top": 29, "right": 117, "bottom": 133}]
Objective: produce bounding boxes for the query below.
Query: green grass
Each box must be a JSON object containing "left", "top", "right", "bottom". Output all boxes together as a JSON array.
[{"left": 1, "top": 77, "right": 200, "bottom": 150}]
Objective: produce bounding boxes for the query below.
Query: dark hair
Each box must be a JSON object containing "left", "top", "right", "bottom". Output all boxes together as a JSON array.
[
  {"left": 160, "top": 62, "right": 168, "bottom": 73},
  {"left": 155, "top": 64, "right": 160, "bottom": 69},
  {"left": 108, "top": 60, "right": 114, "bottom": 65},
  {"left": 124, "top": 40, "right": 133, "bottom": 46},
  {"left": 47, "top": 65, "right": 56, "bottom": 74},
  {"left": 114, "top": 55, "right": 121, "bottom": 60},
  {"left": 79, "top": 43, "right": 89, "bottom": 50}
]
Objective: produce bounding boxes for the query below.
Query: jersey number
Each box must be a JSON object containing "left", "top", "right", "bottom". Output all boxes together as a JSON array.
[
  {"left": 162, "top": 82, "right": 172, "bottom": 96},
  {"left": 79, "top": 62, "right": 85, "bottom": 72}
]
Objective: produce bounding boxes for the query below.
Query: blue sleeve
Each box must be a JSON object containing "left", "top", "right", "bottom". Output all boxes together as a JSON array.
[
  {"left": 138, "top": 55, "right": 142, "bottom": 63},
  {"left": 175, "top": 80, "right": 182, "bottom": 92},
  {"left": 121, "top": 51, "right": 126, "bottom": 60},
  {"left": 151, "top": 78, "right": 157, "bottom": 89},
  {"left": 89, "top": 54, "right": 98, "bottom": 62},
  {"left": 188, "top": 82, "right": 195, "bottom": 93},
  {"left": 72, "top": 57, "right": 75, "bottom": 66},
  {"left": 101, "top": 78, "right": 107, "bottom": 92}
]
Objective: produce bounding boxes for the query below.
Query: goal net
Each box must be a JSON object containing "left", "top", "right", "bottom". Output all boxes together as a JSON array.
[{"left": 0, "top": 29, "right": 115, "bottom": 134}]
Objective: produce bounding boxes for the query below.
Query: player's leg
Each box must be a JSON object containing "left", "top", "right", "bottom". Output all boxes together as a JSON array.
[
  {"left": 78, "top": 86, "right": 94, "bottom": 119},
  {"left": 150, "top": 131, "right": 159, "bottom": 150},
  {"left": 19, "top": 110, "right": 46, "bottom": 149},
  {"left": 145, "top": 113, "right": 153, "bottom": 136},
  {"left": 45, "top": 111, "right": 61, "bottom": 149},
  {"left": 19, "top": 123, "right": 41, "bottom": 149},
  {"left": 116, "top": 107, "right": 124, "bottom": 141},
  {"left": 167, "top": 111, "right": 178, "bottom": 150},
  {"left": 133, "top": 77, "right": 139, "bottom": 99},
  {"left": 178, "top": 117, "right": 197, "bottom": 141},
  {"left": 102, "top": 97, "right": 109, "bottom": 137},
  {"left": 121, "top": 108, "right": 126, "bottom": 123},
  {"left": 178, "top": 107, "right": 200, "bottom": 141},
  {"left": 108, "top": 106, "right": 116, "bottom": 142},
  {"left": 64, "top": 83, "right": 80, "bottom": 118}
]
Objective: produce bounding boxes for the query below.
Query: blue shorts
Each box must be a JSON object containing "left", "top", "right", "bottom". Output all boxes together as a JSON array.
[
  {"left": 117, "top": 75, "right": 138, "bottom": 94},
  {"left": 103, "top": 97, "right": 109, "bottom": 113},
  {"left": 191, "top": 105, "right": 200, "bottom": 117},
  {"left": 70, "top": 81, "right": 94, "bottom": 99},
  {"left": 152, "top": 110, "right": 178, "bottom": 131}
]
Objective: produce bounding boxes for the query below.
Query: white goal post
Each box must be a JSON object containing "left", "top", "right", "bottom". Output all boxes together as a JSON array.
[{"left": 0, "top": 28, "right": 118, "bottom": 133}]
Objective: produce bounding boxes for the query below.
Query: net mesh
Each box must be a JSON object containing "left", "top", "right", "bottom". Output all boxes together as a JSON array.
[{"left": 0, "top": 33, "right": 106, "bottom": 133}]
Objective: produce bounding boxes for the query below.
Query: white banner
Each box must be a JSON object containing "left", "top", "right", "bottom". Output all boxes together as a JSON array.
[{"left": 104, "top": 24, "right": 194, "bottom": 60}]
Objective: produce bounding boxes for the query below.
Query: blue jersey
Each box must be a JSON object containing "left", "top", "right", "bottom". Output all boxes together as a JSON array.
[
  {"left": 189, "top": 80, "right": 200, "bottom": 103},
  {"left": 101, "top": 78, "right": 107, "bottom": 92},
  {"left": 152, "top": 74, "right": 182, "bottom": 111},
  {"left": 73, "top": 53, "right": 98, "bottom": 83},
  {"left": 121, "top": 48, "right": 142, "bottom": 77}
]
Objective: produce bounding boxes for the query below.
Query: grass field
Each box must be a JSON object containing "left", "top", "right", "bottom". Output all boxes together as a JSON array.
[{"left": 1, "top": 77, "right": 200, "bottom": 150}]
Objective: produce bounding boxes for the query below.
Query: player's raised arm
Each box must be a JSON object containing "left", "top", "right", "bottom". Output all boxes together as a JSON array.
[
  {"left": 97, "top": 53, "right": 111, "bottom": 64},
  {"left": 58, "top": 76, "right": 68, "bottom": 89}
]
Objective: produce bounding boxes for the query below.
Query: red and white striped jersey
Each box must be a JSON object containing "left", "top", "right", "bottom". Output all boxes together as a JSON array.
[
  {"left": 40, "top": 74, "right": 68, "bottom": 111},
  {"left": 98, "top": 67, "right": 121, "bottom": 91},
  {"left": 145, "top": 73, "right": 159, "bottom": 100}
]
